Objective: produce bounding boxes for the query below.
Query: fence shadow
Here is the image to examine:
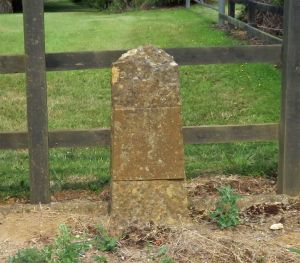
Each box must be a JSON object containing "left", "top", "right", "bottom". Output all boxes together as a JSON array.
[{"left": 44, "top": 0, "right": 97, "bottom": 13}]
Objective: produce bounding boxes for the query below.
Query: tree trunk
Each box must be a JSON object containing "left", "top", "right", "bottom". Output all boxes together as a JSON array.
[{"left": 0, "top": 0, "right": 13, "bottom": 13}]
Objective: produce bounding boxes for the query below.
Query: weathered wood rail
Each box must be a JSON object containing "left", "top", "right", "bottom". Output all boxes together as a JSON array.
[
  {"left": 186, "top": 0, "right": 283, "bottom": 44},
  {"left": 219, "top": 13, "right": 282, "bottom": 44},
  {"left": 0, "top": 45, "right": 281, "bottom": 73},
  {"left": 186, "top": 0, "right": 283, "bottom": 16},
  {"left": 1, "top": 0, "right": 299, "bottom": 202},
  {"left": 0, "top": 124, "right": 279, "bottom": 150}
]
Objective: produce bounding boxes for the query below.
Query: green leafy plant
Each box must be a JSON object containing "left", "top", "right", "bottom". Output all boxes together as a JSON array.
[
  {"left": 156, "top": 245, "right": 174, "bottom": 263},
  {"left": 10, "top": 224, "right": 117, "bottom": 263},
  {"left": 10, "top": 224, "right": 118, "bottom": 263},
  {"left": 94, "top": 225, "right": 118, "bottom": 252},
  {"left": 46, "top": 224, "right": 90, "bottom": 263},
  {"left": 272, "top": 0, "right": 284, "bottom": 7},
  {"left": 288, "top": 247, "right": 300, "bottom": 255},
  {"left": 157, "top": 245, "right": 168, "bottom": 257},
  {"left": 210, "top": 185, "right": 240, "bottom": 229},
  {"left": 8, "top": 248, "right": 47, "bottom": 263}
]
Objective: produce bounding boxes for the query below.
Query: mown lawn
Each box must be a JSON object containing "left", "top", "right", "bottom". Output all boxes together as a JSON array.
[{"left": 0, "top": 1, "right": 281, "bottom": 198}]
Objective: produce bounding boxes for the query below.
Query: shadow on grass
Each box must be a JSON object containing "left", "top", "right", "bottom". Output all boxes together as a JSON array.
[
  {"left": 44, "top": 0, "right": 97, "bottom": 13},
  {"left": 53, "top": 176, "right": 110, "bottom": 192},
  {"left": 0, "top": 180, "right": 30, "bottom": 199},
  {"left": 11, "top": 0, "right": 97, "bottom": 13},
  {"left": 0, "top": 177, "right": 110, "bottom": 200}
]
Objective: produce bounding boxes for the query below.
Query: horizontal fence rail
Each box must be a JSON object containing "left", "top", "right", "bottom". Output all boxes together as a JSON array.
[
  {"left": 0, "top": 124, "right": 279, "bottom": 150},
  {"left": 234, "top": 0, "right": 283, "bottom": 14},
  {"left": 188, "top": 0, "right": 283, "bottom": 44},
  {"left": 182, "top": 123, "right": 278, "bottom": 144},
  {"left": 0, "top": 45, "right": 281, "bottom": 74},
  {"left": 219, "top": 14, "right": 283, "bottom": 44}
]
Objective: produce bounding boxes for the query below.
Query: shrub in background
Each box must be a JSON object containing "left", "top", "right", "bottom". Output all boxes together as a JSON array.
[
  {"left": 88, "top": 0, "right": 111, "bottom": 10},
  {"left": 272, "top": 0, "right": 284, "bottom": 7},
  {"left": 72, "top": 0, "right": 185, "bottom": 11}
]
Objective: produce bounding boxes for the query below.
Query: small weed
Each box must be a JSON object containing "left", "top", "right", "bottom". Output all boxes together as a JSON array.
[
  {"left": 9, "top": 224, "right": 118, "bottom": 263},
  {"left": 8, "top": 248, "right": 47, "bottom": 263},
  {"left": 157, "top": 245, "right": 168, "bottom": 257},
  {"left": 45, "top": 224, "right": 90, "bottom": 263},
  {"left": 210, "top": 185, "right": 240, "bottom": 229},
  {"left": 94, "top": 255, "right": 108, "bottom": 262},
  {"left": 156, "top": 245, "right": 174, "bottom": 263},
  {"left": 255, "top": 256, "right": 266, "bottom": 263},
  {"left": 145, "top": 241, "right": 153, "bottom": 256},
  {"left": 160, "top": 256, "right": 174, "bottom": 263},
  {"left": 94, "top": 225, "right": 118, "bottom": 252},
  {"left": 288, "top": 247, "right": 300, "bottom": 255}
]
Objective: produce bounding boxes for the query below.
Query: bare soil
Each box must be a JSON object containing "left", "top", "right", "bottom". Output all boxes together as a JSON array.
[{"left": 1, "top": 175, "right": 300, "bottom": 263}]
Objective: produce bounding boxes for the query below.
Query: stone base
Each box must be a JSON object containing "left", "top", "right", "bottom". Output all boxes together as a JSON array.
[{"left": 110, "top": 180, "right": 188, "bottom": 225}]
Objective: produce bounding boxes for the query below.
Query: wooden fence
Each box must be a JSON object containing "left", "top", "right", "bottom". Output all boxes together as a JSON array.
[
  {"left": 1, "top": 0, "right": 299, "bottom": 202},
  {"left": 228, "top": 0, "right": 283, "bottom": 22},
  {"left": 228, "top": 0, "right": 283, "bottom": 42},
  {"left": 186, "top": 0, "right": 283, "bottom": 44}
]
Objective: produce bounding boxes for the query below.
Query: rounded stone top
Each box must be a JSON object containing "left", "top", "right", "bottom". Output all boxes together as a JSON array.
[
  {"left": 116, "top": 45, "right": 177, "bottom": 67},
  {"left": 111, "top": 45, "right": 180, "bottom": 109}
]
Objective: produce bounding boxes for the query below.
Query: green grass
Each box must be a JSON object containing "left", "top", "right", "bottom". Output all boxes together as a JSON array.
[
  {"left": 0, "top": 3, "right": 280, "bottom": 199},
  {"left": 9, "top": 224, "right": 111, "bottom": 263}
]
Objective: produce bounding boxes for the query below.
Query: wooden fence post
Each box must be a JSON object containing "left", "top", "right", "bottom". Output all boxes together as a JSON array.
[
  {"left": 248, "top": 1, "right": 257, "bottom": 27},
  {"left": 218, "top": 0, "right": 225, "bottom": 25},
  {"left": 186, "top": 0, "right": 191, "bottom": 8},
  {"left": 278, "top": 0, "right": 300, "bottom": 195},
  {"left": 228, "top": 0, "right": 235, "bottom": 18},
  {"left": 22, "top": 0, "right": 50, "bottom": 203}
]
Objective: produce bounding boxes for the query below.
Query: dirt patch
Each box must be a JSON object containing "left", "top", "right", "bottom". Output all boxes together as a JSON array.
[
  {"left": 188, "top": 174, "right": 275, "bottom": 196},
  {"left": 219, "top": 24, "right": 267, "bottom": 45},
  {"left": 1, "top": 175, "right": 300, "bottom": 262},
  {"left": 0, "top": 188, "right": 109, "bottom": 205}
]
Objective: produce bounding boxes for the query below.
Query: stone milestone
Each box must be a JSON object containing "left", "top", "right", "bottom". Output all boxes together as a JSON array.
[{"left": 110, "top": 45, "right": 188, "bottom": 224}]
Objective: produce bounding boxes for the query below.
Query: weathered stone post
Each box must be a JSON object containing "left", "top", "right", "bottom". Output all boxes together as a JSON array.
[{"left": 110, "top": 46, "right": 188, "bottom": 224}]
